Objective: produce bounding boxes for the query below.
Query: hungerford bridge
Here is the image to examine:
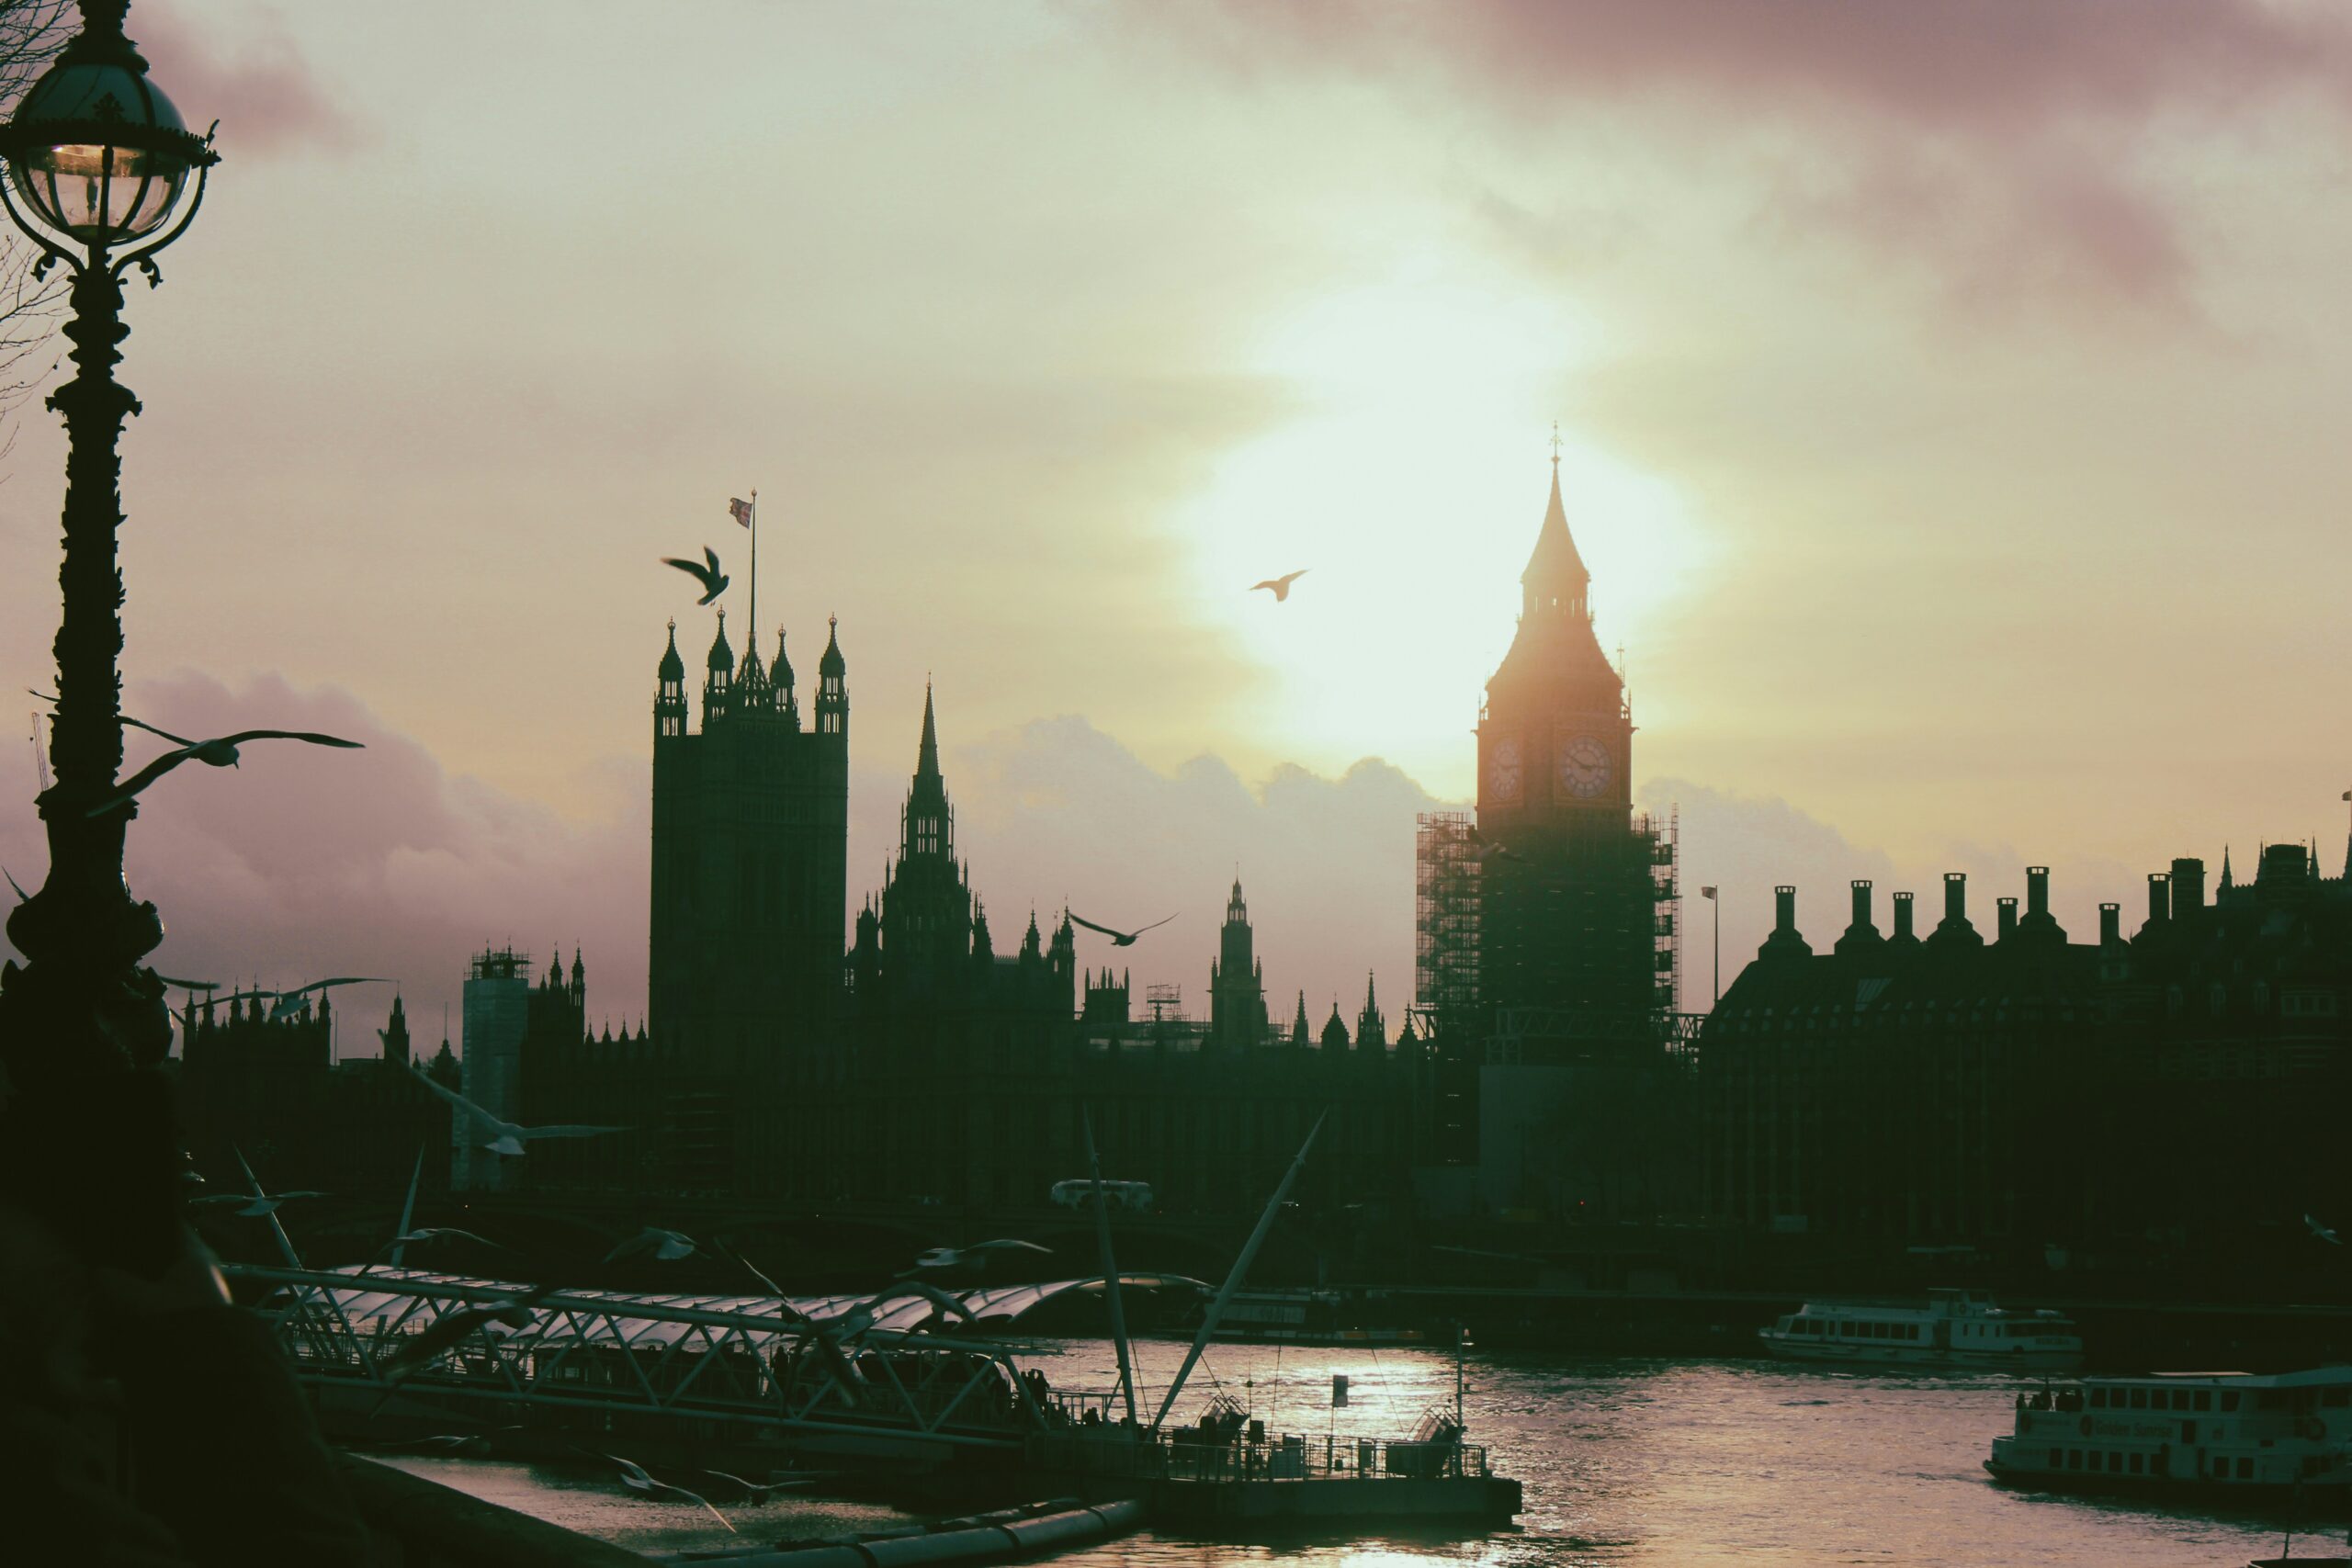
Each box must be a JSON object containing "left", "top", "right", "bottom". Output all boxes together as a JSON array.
[{"left": 227, "top": 1264, "right": 1213, "bottom": 1468}]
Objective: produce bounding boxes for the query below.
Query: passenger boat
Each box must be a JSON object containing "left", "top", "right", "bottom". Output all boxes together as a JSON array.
[
  {"left": 1985, "top": 1367, "right": 2352, "bottom": 1503},
  {"left": 1213, "top": 1289, "right": 1425, "bottom": 1348},
  {"left": 1758, "top": 1289, "right": 2082, "bottom": 1372}
]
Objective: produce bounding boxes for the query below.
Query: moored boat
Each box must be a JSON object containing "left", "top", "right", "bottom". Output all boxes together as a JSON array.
[
  {"left": 1986, "top": 1366, "right": 2352, "bottom": 1504},
  {"left": 1759, "top": 1288, "right": 2082, "bottom": 1372},
  {"left": 1213, "top": 1288, "right": 1426, "bottom": 1348}
]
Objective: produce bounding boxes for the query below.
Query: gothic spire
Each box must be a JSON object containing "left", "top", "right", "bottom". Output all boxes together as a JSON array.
[
  {"left": 916, "top": 680, "right": 941, "bottom": 784},
  {"left": 1521, "top": 438, "right": 1590, "bottom": 616},
  {"left": 707, "top": 608, "right": 733, "bottom": 672},
  {"left": 657, "top": 618, "right": 684, "bottom": 682}
]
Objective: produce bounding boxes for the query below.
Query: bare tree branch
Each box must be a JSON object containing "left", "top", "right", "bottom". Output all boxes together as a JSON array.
[{"left": 0, "top": 3, "right": 83, "bottom": 462}]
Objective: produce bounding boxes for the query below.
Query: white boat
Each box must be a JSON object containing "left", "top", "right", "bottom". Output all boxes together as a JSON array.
[
  {"left": 1758, "top": 1289, "right": 2083, "bottom": 1372},
  {"left": 1987, "top": 1367, "right": 2352, "bottom": 1504}
]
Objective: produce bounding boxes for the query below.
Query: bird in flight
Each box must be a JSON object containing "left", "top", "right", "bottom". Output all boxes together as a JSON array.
[
  {"left": 594, "top": 1452, "right": 736, "bottom": 1532},
  {"left": 908, "top": 1238, "right": 1052, "bottom": 1273},
  {"left": 86, "top": 726, "right": 364, "bottom": 818},
  {"left": 1068, "top": 913, "right": 1177, "bottom": 947},
  {"left": 366, "top": 1227, "right": 508, "bottom": 1266},
  {"left": 266, "top": 976, "right": 390, "bottom": 1020},
  {"left": 662, "top": 546, "right": 729, "bottom": 605},
  {"left": 695, "top": 1466, "right": 820, "bottom": 1500},
  {"left": 408, "top": 1065, "right": 628, "bottom": 1156},
  {"left": 1251, "top": 570, "right": 1307, "bottom": 602},
  {"left": 2309, "top": 1213, "right": 2341, "bottom": 1246},
  {"left": 191, "top": 1186, "right": 324, "bottom": 1218},
  {"left": 381, "top": 1285, "right": 559, "bottom": 1381},
  {"left": 604, "top": 1226, "right": 697, "bottom": 1264},
  {"left": 1464, "top": 824, "right": 1528, "bottom": 865}
]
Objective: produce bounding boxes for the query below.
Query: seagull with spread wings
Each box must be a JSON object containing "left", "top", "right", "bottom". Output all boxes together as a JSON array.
[
  {"left": 381, "top": 1285, "right": 558, "bottom": 1381},
  {"left": 1251, "top": 570, "right": 1307, "bottom": 602},
  {"left": 604, "top": 1225, "right": 697, "bottom": 1264},
  {"left": 87, "top": 724, "right": 364, "bottom": 817},
  {"left": 662, "top": 547, "right": 729, "bottom": 605},
  {"left": 907, "top": 1238, "right": 1051, "bottom": 1272},
  {"left": 265, "top": 976, "right": 390, "bottom": 1019},
  {"left": 594, "top": 1452, "right": 736, "bottom": 1532},
  {"left": 1067, "top": 912, "right": 1177, "bottom": 948},
  {"left": 409, "top": 1064, "right": 628, "bottom": 1157}
]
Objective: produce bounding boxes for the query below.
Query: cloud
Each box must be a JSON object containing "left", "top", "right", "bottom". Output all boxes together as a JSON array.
[
  {"left": 1652, "top": 775, "right": 2145, "bottom": 998},
  {"left": 135, "top": 2, "right": 363, "bottom": 158},
  {"left": 0, "top": 671, "right": 642, "bottom": 1056},
  {"left": 891, "top": 713, "right": 1446, "bottom": 1026},
  {"left": 0, "top": 679, "right": 1446, "bottom": 1058},
  {"left": 1123, "top": 0, "right": 2352, "bottom": 308}
]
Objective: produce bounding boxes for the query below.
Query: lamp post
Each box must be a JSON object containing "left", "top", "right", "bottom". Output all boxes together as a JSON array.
[{"left": 0, "top": 0, "right": 213, "bottom": 1260}]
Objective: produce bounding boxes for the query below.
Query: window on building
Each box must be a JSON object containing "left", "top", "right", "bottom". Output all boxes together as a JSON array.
[
  {"left": 2091, "top": 1390, "right": 2109, "bottom": 1409},
  {"left": 2222, "top": 1392, "right": 2241, "bottom": 1412},
  {"left": 2238, "top": 1458, "right": 2255, "bottom": 1480},
  {"left": 2050, "top": 1448, "right": 2064, "bottom": 1468},
  {"left": 2129, "top": 1389, "right": 2146, "bottom": 1409},
  {"left": 2195, "top": 1392, "right": 2211, "bottom": 1412},
  {"left": 2129, "top": 1453, "right": 2144, "bottom": 1474}
]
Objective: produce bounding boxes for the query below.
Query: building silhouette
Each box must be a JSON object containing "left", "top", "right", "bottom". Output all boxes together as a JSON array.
[
  {"left": 1702, "top": 838, "right": 2352, "bottom": 1280},
  {"left": 1209, "top": 877, "right": 1269, "bottom": 1049},
  {"left": 649, "top": 612, "right": 849, "bottom": 1071},
  {"left": 1416, "top": 454, "right": 1684, "bottom": 1209}
]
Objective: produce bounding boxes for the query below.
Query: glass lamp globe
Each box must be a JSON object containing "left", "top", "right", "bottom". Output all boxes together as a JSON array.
[{"left": 0, "top": 47, "right": 210, "bottom": 249}]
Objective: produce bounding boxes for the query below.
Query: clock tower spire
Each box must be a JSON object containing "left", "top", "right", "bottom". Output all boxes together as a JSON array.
[{"left": 1469, "top": 437, "right": 1660, "bottom": 1026}]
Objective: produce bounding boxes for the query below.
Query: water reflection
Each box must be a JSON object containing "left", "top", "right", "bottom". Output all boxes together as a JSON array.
[{"left": 383, "top": 1345, "right": 2307, "bottom": 1566}]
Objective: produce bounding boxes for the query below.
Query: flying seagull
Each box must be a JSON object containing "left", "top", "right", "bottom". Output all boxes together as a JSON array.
[
  {"left": 908, "top": 1238, "right": 1052, "bottom": 1272},
  {"left": 266, "top": 976, "right": 390, "bottom": 1019},
  {"left": 595, "top": 1452, "right": 736, "bottom": 1532},
  {"left": 89, "top": 728, "right": 364, "bottom": 817},
  {"left": 863, "top": 1280, "right": 980, "bottom": 1325},
  {"left": 695, "top": 1466, "right": 820, "bottom": 1499},
  {"left": 368, "top": 1227, "right": 508, "bottom": 1264},
  {"left": 604, "top": 1226, "right": 696, "bottom": 1264},
  {"left": 191, "top": 1187, "right": 324, "bottom": 1218},
  {"left": 408, "top": 1064, "right": 628, "bottom": 1156},
  {"left": 1464, "top": 824, "right": 1527, "bottom": 865},
  {"left": 1067, "top": 913, "right": 1177, "bottom": 948},
  {"left": 2309, "top": 1213, "right": 2341, "bottom": 1246},
  {"left": 380, "top": 1285, "right": 558, "bottom": 1381},
  {"left": 1251, "top": 570, "right": 1307, "bottom": 602},
  {"left": 662, "top": 547, "right": 729, "bottom": 605}
]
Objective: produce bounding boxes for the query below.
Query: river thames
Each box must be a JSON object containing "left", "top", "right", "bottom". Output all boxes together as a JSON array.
[{"left": 379, "top": 1339, "right": 2319, "bottom": 1566}]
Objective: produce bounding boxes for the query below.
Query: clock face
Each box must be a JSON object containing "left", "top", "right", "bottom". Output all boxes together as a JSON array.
[
  {"left": 1558, "top": 734, "right": 1612, "bottom": 799},
  {"left": 1486, "top": 738, "right": 1522, "bottom": 801}
]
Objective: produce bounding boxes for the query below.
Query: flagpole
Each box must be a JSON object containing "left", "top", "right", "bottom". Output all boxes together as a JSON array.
[{"left": 749, "top": 487, "right": 758, "bottom": 658}]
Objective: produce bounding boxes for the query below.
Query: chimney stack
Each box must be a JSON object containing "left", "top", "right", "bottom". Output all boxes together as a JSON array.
[
  {"left": 1892, "top": 891, "right": 1917, "bottom": 942},
  {"left": 1944, "top": 872, "right": 1968, "bottom": 925},
  {"left": 2146, "top": 871, "right": 2170, "bottom": 929},
  {"left": 2171, "top": 857, "right": 2205, "bottom": 915},
  {"left": 1850, "top": 879, "right": 1872, "bottom": 931},
  {"left": 1997, "top": 897, "right": 2018, "bottom": 941},
  {"left": 2099, "top": 902, "right": 2120, "bottom": 945},
  {"left": 2027, "top": 865, "right": 2051, "bottom": 919},
  {"left": 1775, "top": 885, "right": 1796, "bottom": 931}
]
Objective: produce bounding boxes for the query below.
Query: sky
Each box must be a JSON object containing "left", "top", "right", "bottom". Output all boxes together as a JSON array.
[{"left": 3, "top": 0, "right": 2351, "bottom": 1049}]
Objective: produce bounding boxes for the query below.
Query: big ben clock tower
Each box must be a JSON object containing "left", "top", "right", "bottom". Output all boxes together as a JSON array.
[{"left": 1474, "top": 449, "right": 1665, "bottom": 1026}]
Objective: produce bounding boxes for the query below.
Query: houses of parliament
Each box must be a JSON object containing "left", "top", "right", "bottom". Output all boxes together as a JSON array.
[
  {"left": 171, "top": 455, "right": 1689, "bottom": 1226},
  {"left": 446, "top": 454, "right": 1676, "bottom": 1217}
]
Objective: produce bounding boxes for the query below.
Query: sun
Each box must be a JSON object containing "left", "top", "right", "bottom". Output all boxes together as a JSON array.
[{"left": 1180, "top": 263, "right": 1711, "bottom": 793}]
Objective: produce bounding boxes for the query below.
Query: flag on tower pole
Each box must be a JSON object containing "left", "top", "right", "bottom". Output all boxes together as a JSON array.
[
  {"left": 729, "top": 497, "right": 752, "bottom": 527},
  {"left": 1701, "top": 886, "right": 1718, "bottom": 900}
]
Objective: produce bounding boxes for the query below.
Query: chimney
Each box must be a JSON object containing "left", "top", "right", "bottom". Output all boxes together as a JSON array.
[
  {"left": 1762, "top": 884, "right": 1814, "bottom": 959},
  {"left": 1850, "top": 880, "right": 1873, "bottom": 930},
  {"left": 2027, "top": 865, "right": 2051, "bottom": 919},
  {"left": 1996, "top": 897, "right": 2018, "bottom": 942},
  {"left": 1944, "top": 872, "right": 1968, "bottom": 925},
  {"left": 1892, "top": 891, "right": 1917, "bottom": 942},
  {"left": 2099, "top": 902, "right": 2120, "bottom": 945},
  {"left": 2146, "top": 871, "right": 2170, "bottom": 928},
  {"left": 2171, "top": 857, "right": 2205, "bottom": 915}
]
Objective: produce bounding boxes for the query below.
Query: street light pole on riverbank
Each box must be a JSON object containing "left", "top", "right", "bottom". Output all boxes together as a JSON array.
[{"left": 0, "top": 0, "right": 214, "bottom": 1269}]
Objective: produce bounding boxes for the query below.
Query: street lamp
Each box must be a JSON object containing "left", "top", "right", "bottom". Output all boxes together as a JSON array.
[{"left": 0, "top": 0, "right": 213, "bottom": 1157}]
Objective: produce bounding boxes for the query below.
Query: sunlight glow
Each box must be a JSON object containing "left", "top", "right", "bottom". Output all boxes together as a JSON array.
[{"left": 1180, "top": 265, "right": 1713, "bottom": 793}]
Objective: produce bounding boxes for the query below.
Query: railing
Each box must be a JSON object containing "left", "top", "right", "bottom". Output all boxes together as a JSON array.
[{"left": 1028, "top": 1428, "right": 1489, "bottom": 1484}]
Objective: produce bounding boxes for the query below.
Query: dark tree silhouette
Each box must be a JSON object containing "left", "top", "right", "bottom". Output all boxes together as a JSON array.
[{"left": 0, "top": 4, "right": 76, "bottom": 455}]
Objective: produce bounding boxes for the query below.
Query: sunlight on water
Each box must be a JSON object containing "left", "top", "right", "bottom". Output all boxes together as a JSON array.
[{"left": 383, "top": 1345, "right": 2309, "bottom": 1567}]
